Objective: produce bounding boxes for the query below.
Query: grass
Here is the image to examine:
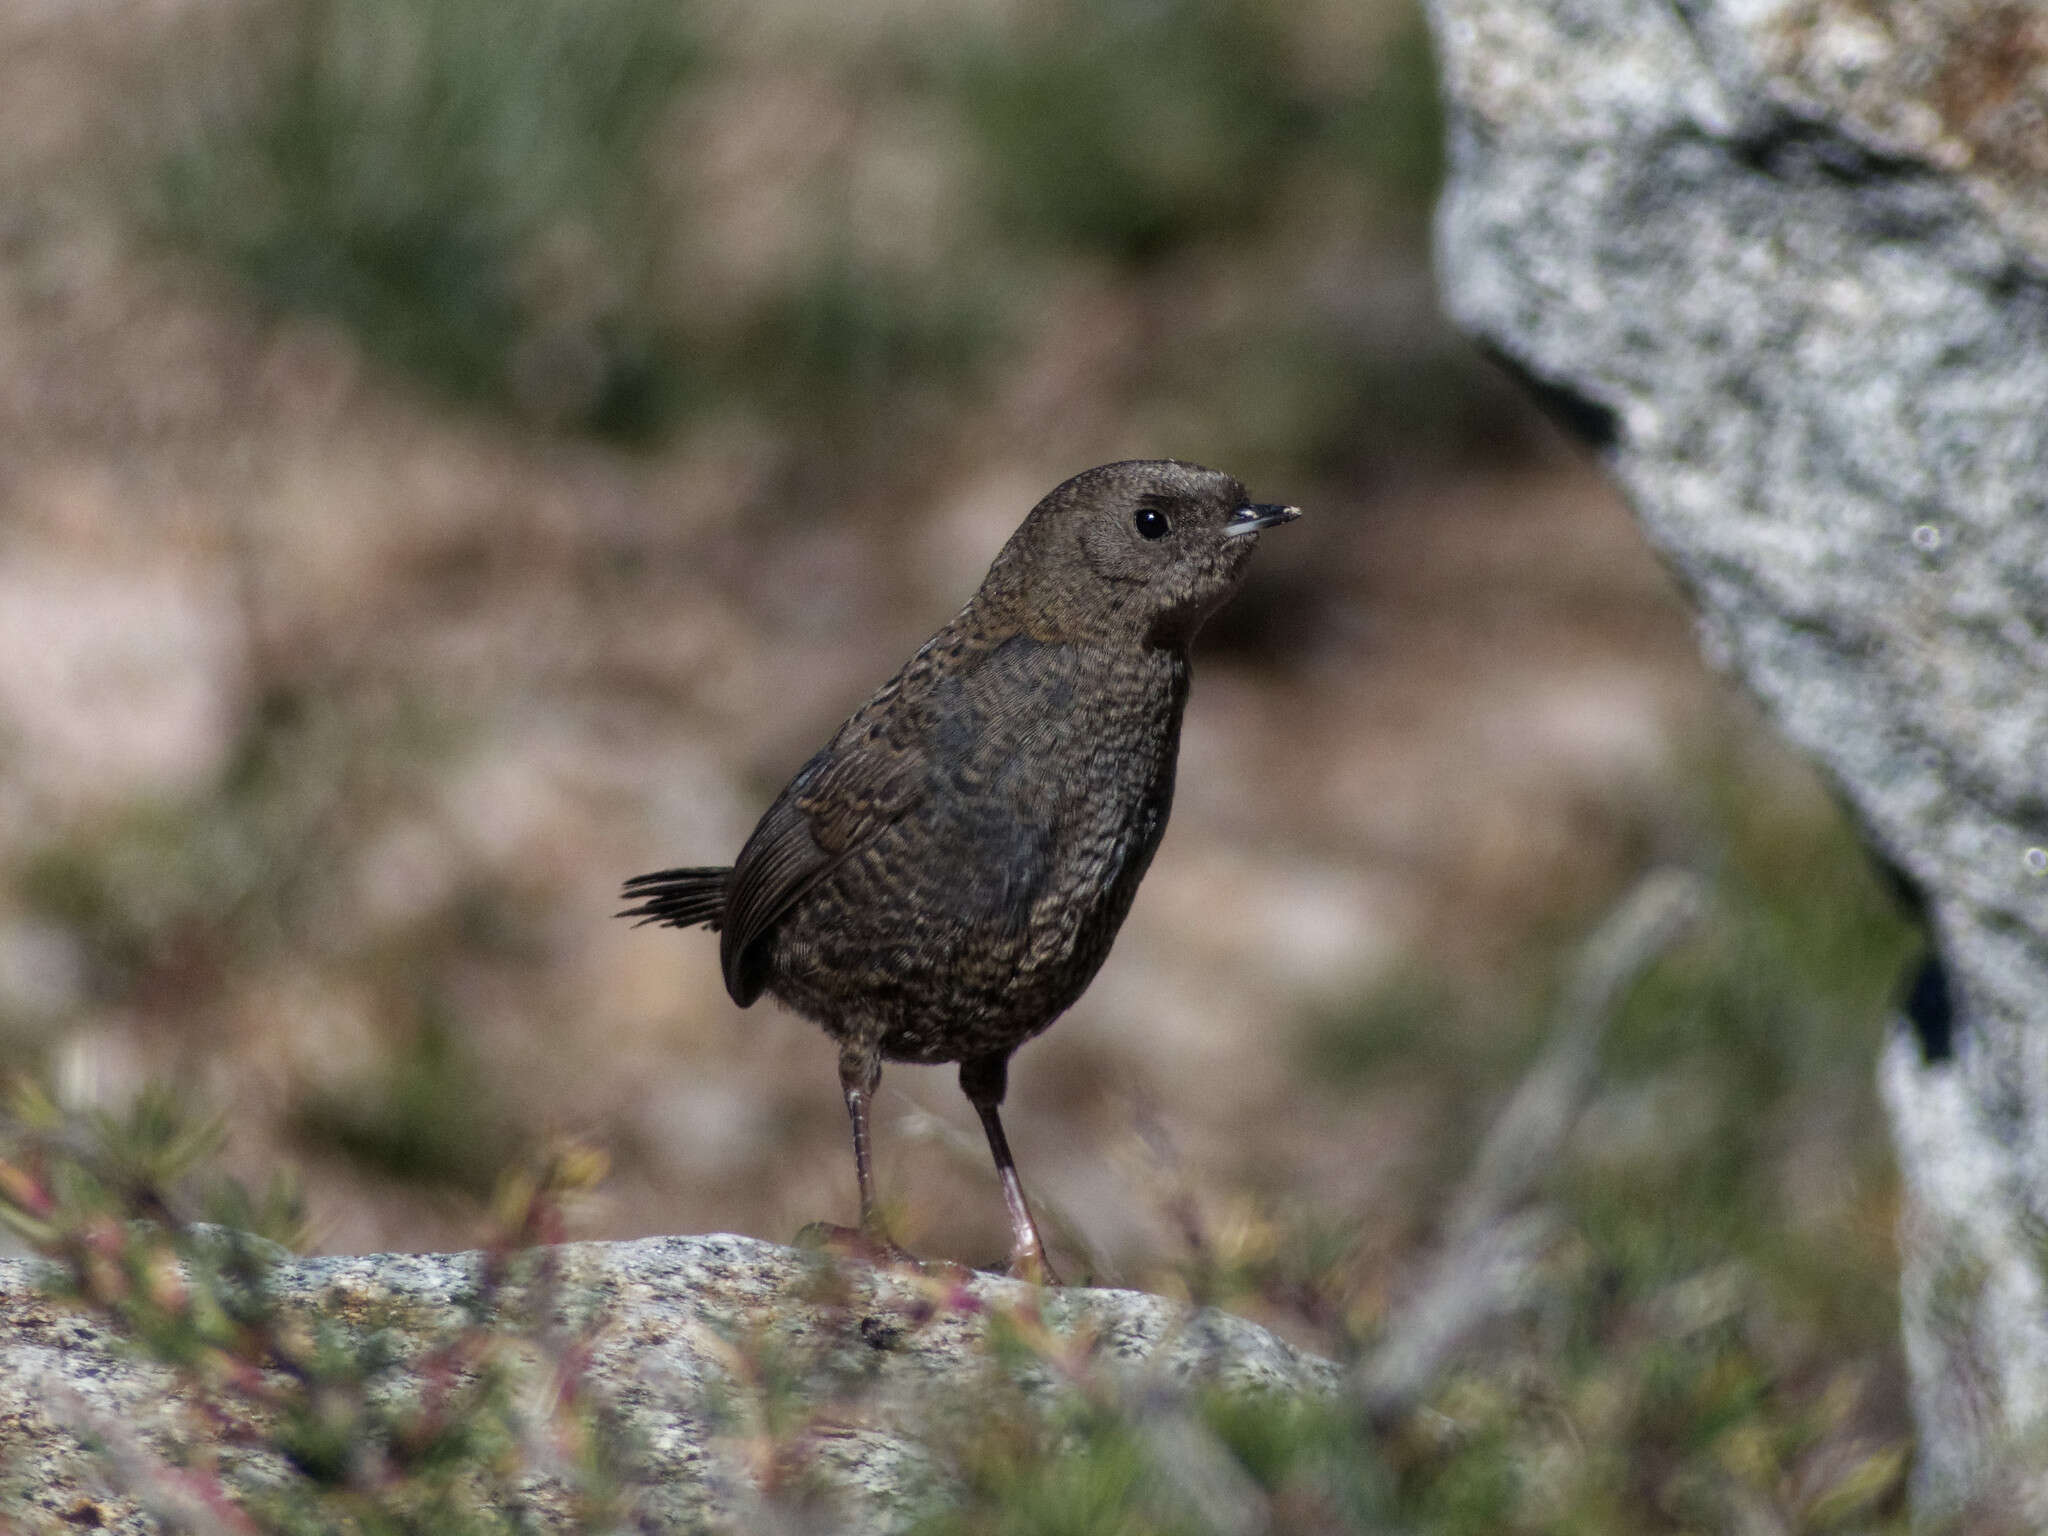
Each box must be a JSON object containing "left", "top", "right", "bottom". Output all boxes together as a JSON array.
[
  {"left": 953, "top": 0, "right": 1442, "bottom": 266},
  {"left": 953, "top": 0, "right": 1309, "bottom": 265},
  {"left": 292, "top": 1002, "right": 526, "bottom": 1193},
  {"left": 7, "top": 685, "right": 1927, "bottom": 1531},
  {"left": 140, "top": 0, "right": 1481, "bottom": 478},
  {"left": 157, "top": 0, "right": 698, "bottom": 438},
  {"left": 147, "top": 0, "right": 1007, "bottom": 449},
  {"left": 733, "top": 245, "right": 1001, "bottom": 466},
  {"left": 1270, "top": 757, "right": 1921, "bottom": 1533},
  {"left": 0, "top": 1095, "right": 628, "bottom": 1532},
  {"left": 14, "top": 685, "right": 358, "bottom": 1002},
  {"left": 9, "top": 675, "right": 542, "bottom": 1199}
]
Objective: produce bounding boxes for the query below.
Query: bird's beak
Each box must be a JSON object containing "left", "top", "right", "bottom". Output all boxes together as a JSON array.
[{"left": 1223, "top": 503, "right": 1301, "bottom": 538}]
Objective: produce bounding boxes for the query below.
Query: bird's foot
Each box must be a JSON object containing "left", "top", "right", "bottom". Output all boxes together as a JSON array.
[
  {"left": 1004, "top": 1245, "right": 1063, "bottom": 1287},
  {"left": 796, "top": 1220, "right": 940, "bottom": 1276}
]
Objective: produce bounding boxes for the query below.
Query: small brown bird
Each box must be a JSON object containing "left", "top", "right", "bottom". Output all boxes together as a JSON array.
[{"left": 620, "top": 460, "right": 1298, "bottom": 1281}]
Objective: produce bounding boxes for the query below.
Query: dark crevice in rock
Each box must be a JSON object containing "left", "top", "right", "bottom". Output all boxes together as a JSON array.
[
  {"left": 1476, "top": 342, "right": 1620, "bottom": 451},
  {"left": 1877, "top": 849, "right": 1932, "bottom": 930},
  {"left": 1858, "top": 832, "right": 1958, "bottom": 1067},
  {"left": 1902, "top": 953, "right": 1956, "bottom": 1066},
  {"left": 1712, "top": 112, "right": 1971, "bottom": 251},
  {"left": 1728, "top": 116, "right": 1930, "bottom": 187}
]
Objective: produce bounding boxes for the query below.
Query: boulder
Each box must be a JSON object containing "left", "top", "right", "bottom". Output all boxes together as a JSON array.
[
  {"left": 0, "top": 1231, "right": 1334, "bottom": 1534},
  {"left": 1424, "top": 0, "right": 2048, "bottom": 1518}
]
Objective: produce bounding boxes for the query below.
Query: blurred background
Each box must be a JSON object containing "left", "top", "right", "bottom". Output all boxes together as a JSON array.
[{"left": 0, "top": 0, "right": 1921, "bottom": 1523}]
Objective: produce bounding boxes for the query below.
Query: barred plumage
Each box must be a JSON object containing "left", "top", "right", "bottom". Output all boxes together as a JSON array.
[{"left": 620, "top": 461, "right": 1298, "bottom": 1281}]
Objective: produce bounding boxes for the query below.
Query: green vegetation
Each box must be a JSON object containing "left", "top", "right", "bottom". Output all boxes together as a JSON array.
[
  {"left": 145, "top": 0, "right": 1473, "bottom": 476},
  {"left": 902, "top": 779, "right": 1922, "bottom": 1534},
  {"left": 1578, "top": 781, "right": 1915, "bottom": 1340},
  {"left": 954, "top": 0, "right": 1441, "bottom": 263},
  {"left": 9, "top": 679, "right": 542, "bottom": 1200},
  {"left": 1, "top": 1090, "right": 629, "bottom": 1533},
  {"left": 735, "top": 249, "right": 999, "bottom": 459},
  {"left": 1301, "top": 968, "right": 1475, "bottom": 1088},
  {"left": 159, "top": 0, "right": 698, "bottom": 437},
  {"left": 1274, "top": 765, "right": 1919, "bottom": 1533},
  {"left": 954, "top": 0, "right": 1312, "bottom": 264},
  {"left": 293, "top": 1005, "right": 525, "bottom": 1193},
  {"left": 16, "top": 686, "right": 387, "bottom": 997}
]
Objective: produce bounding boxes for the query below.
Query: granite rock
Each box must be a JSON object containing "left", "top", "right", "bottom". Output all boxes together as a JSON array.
[
  {"left": 1424, "top": 0, "right": 2048, "bottom": 1517},
  {"left": 0, "top": 1231, "right": 1335, "bottom": 1534}
]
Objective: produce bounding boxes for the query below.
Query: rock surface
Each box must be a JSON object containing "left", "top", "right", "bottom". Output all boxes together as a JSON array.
[
  {"left": 1423, "top": 0, "right": 2048, "bottom": 1518},
  {"left": 0, "top": 1231, "right": 1335, "bottom": 1534}
]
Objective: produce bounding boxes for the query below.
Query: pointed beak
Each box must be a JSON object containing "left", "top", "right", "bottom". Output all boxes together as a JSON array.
[{"left": 1223, "top": 502, "right": 1301, "bottom": 538}]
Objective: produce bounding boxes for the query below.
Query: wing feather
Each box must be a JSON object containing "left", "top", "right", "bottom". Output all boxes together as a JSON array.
[
  {"left": 714, "top": 631, "right": 1088, "bottom": 1008},
  {"left": 718, "top": 721, "right": 930, "bottom": 1004}
]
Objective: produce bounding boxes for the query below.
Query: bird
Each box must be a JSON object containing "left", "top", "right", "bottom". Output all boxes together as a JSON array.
[{"left": 619, "top": 460, "right": 1299, "bottom": 1282}]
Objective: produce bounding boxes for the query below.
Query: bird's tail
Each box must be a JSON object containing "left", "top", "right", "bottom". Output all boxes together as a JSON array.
[{"left": 618, "top": 866, "right": 731, "bottom": 930}]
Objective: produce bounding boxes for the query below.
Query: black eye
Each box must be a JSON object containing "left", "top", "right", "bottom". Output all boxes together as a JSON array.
[{"left": 1134, "top": 506, "right": 1171, "bottom": 540}]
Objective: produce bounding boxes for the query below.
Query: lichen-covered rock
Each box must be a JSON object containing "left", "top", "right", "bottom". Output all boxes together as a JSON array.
[
  {"left": 0, "top": 1232, "right": 1335, "bottom": 1534},
  {"left": 1423, "top": 0, "right": 2048, "bottom": 1519}
]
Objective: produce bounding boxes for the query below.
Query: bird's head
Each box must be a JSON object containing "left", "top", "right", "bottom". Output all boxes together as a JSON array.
[{"left": 986, "top": 460, "right": 1300, "bottom": 648}]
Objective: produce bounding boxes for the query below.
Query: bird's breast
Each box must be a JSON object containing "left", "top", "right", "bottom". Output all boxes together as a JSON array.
[{"left": 761, "top": 638, "right": 1188, "bottom": 1054}]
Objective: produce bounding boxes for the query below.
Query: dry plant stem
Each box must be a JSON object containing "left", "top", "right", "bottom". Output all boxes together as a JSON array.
[
  {"left": 1355, "top": 1209, "right": 1559, "bottom": 1423},
  {"left": 1358, "top": 866, "right": 1706, "bottom": 1420},
  {"left": 1129, "top": 1388, "right": 1270, "bottom": 1536},
  {"left": 1449, "top": 866, "right": 1704, "bottom": 1242}
]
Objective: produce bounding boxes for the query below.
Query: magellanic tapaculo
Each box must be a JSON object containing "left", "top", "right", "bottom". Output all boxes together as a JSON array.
[{"left": 620, "top": 460, "right": 1300, "bottom": 1282}]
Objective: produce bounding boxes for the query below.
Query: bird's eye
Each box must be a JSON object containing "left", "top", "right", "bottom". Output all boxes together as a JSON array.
[{"left": 1134, "top": 506, "right": 1171, "bottom": 540}]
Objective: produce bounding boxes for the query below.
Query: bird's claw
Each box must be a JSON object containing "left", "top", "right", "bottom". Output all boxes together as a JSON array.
[
  {"left": 797, "top": 1220, "right": 932, "bottom": 1275},
  {"left": 1004, "top": 1247, "right": 1063, "bottom": 1287}
]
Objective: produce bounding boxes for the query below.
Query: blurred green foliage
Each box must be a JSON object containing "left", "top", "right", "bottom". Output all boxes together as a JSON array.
[
  {"left": 736, "top": 250, "right": 1000, "bottom": 460},
  {"left": 1333, "top": 15, "right": 1447, "bottom": 209},
  {"left": 0, "top": 1076, "right": 306, "bottom": 1253},
  {"left": 17, "top": 687, "right": 372, "bottom": 999},
  {"left": 918, "top": 1386, "right": 1398, "bottom": 1534},
  {"left": 16, "top": 682, "right": 437, "bottom": 978},
  {"left": 0, "top": 1093, "right": 627, "bottom": 1531},
  {"left": 294, "top": 1005, "right": 525, "bottom": 1193},
  {"left": 1580, "top": 779, "right": 1915, "bottom": 1342},
  {"left": 1280, "top": 763, "right": 1918, "bottom": 1533},
  {"left": 9, "top": 676, "right": 543, "bottom": 1198},
  {"left": 955, "top": 0, "right": 1310, "bottom": 263},
  {"left": 144, "top": 0, "right": 1479, "bottom": 475},
  {"left": 159, "top": 0, "right": 697, "bottom": 437},
  {"left": 907, "top": 778, "right": 1921, "bottom": 1534},
  {"left": 1300, "top": 968, "right": 1467, "bottom": 1086},
  {"left": 956, "top": 0, "right": 1441, "bottom": 262}
]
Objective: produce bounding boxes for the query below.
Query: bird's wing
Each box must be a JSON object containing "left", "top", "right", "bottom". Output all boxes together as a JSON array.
[{"left": 718, "top": 704, "right": 932, "bottom": 1006}]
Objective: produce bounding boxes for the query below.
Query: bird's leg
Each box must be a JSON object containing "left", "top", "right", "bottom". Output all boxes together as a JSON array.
[
  {"left": 840, "top": 1042, "right": 885, "bottom": 1233},
  {"left": 960, "top": 1051, "right": 1061, "bottom": 1285},
  {"left": 805, "top": 1041, "right": 920, "bottom": 1269}
]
